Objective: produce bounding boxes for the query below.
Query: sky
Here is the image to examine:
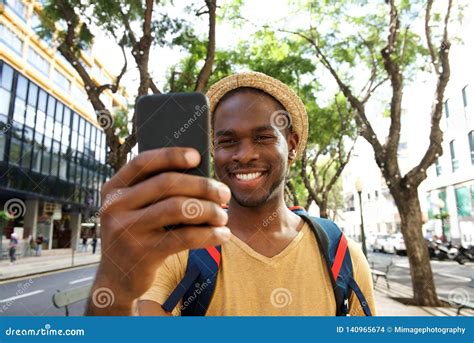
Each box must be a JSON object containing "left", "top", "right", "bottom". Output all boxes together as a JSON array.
[{"left": 92, "top": 0, "right": 473, "bottom": 155}]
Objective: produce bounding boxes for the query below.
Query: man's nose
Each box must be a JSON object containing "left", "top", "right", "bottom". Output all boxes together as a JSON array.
[{"left": 232, "top": 140, "right": 259, "bottom": 164}]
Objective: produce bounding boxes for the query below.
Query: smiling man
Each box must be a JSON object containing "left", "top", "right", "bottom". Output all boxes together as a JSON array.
[{"left": 86, "top": 72, "right": 375, "bottom": 316}]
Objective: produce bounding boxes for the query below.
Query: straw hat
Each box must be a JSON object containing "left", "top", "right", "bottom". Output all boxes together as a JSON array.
[{"left": 206, "top": 71, "right": 308, "bottom": 159}]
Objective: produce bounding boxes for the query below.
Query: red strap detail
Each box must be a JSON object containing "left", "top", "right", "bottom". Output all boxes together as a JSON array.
[
  {"left": 206, "top": 246, "right": 221, "bottom": 267},
  {"left": 288, "top": 205, "right": 304, "bottom": 211},
  {"left": 331, "top": 234, "right": 348, "bottom": 281}
]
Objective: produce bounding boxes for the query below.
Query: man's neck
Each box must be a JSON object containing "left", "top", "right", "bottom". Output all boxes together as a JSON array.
[{"left": 226, "top": 193, "right": 302, "bottom": 255}]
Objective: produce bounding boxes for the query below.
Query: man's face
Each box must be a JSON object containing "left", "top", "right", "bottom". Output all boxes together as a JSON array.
[{"left": 213, "top": 90, "right": 298, "bottom": 207}]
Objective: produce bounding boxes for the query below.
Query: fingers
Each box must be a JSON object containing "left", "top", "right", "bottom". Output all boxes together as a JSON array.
[
  {"left": 134, "top": 197, "right": 228, "bottom": 231},
  {"left": 124, "top": 172, "right": 231, "bottom": 209},
  {"left": 154, "top": 225, "right": 232, "bottom": 257},
  {"left": 103, "top": 148, "right": 200, "bottom": 193}
]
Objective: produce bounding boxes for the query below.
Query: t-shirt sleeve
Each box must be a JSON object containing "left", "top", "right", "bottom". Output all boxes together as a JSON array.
[
  {"left": 346, "top": 239, "right": 377, "bottom": 316},
  {"left": 139, "top": 250, "right": 188, "bottom": 316}
]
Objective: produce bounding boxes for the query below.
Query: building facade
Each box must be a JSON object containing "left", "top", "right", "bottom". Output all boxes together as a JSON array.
[{"left": 0, "top": 0, "right": 124, "bottom": 256}]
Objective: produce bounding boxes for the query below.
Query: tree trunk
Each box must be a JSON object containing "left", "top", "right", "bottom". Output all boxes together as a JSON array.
[
  {"left": 391, "top": 185, "right": 441, "bottom": 306},
  {"left": 318, "top": 202, "right": 328, "bottom": 218}
]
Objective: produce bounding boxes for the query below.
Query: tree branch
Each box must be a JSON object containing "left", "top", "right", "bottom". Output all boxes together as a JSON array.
[
  {"left": 405, "top": 0, "right": 452, "bottom": 188},
  {"left": 195, "top": 0, "right": 217, "bottom": 92}
]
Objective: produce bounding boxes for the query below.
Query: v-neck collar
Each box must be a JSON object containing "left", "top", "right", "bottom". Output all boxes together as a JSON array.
[{"left": 228, "top": 219, "right": 306, "bottom": 264}]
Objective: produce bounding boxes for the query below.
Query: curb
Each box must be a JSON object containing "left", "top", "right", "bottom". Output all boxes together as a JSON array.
[{"left": 0, "top": 261, "right": 100, "bottom": 283}]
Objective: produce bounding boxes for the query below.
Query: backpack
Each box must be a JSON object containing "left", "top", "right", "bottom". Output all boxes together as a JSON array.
[{"left": 162, "top": 206, "right": 372, "bottom": 316}]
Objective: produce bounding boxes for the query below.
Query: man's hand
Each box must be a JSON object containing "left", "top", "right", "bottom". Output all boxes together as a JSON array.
[{"left": 86, "top": 148, "right": 231, "bottom": 315}]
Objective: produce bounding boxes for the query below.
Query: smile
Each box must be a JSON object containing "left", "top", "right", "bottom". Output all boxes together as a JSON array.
[{"left": 235, "top": 172, "right": 262, "bottom": 181}]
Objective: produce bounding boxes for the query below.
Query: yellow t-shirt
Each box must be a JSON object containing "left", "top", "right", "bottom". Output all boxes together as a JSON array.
[{"left": 140, "top": 221, "right": 376, "bottom": 316}]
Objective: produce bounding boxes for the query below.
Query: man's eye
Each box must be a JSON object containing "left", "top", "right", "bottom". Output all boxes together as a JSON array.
[
  {"left": 218, "top": 139, "right": 236, "bottom": 145},
  {"left": 256, "top": 136, "right": 273, "bottom": 142}
]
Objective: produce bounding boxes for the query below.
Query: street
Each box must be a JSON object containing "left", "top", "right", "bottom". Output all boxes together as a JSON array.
[
  {"left": 0, "top": 253, "right": 472, "bottom": 316},
  {"left": 0, "top": 265, "right": 98, "bottom": 316},
  {"left": 369, "top": 252, "right": 474, "bottom": 303}
]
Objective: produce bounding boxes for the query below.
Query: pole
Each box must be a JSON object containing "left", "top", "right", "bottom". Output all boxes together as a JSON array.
[{"left": 357, "top": 191, "right": 368, "bottom": 257}]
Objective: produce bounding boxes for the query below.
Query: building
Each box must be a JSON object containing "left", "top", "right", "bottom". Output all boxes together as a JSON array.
[
  {"left": 0, "top": 0, "right": 125, "bottom": 256},
  {"left": 337, "top": 8, "right": 474, "bottom": 248}
]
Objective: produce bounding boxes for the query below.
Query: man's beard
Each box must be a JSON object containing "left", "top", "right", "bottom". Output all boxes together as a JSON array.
[{"left": 232, "top": 170, "right": 286, "bottom": 208}]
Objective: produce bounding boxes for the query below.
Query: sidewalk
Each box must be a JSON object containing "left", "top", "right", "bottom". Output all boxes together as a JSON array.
[
  {"left": 374, "top": 279, "right": 462, "bottom": 316},
  {"left": 0, "top": 248, "right": 101, "bottom": 281},
  {"left": 0, "top": 249, "right": 466, "bottom": 316}
]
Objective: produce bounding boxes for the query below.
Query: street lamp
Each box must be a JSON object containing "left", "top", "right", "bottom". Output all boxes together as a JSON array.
[{"left": 355, "top": 177, "right": 368, "bottom": 257}]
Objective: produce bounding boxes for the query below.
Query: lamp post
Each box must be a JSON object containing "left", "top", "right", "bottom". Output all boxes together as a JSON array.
[{"left": 355, "top": 177, "right": 368, "bottom": 257}]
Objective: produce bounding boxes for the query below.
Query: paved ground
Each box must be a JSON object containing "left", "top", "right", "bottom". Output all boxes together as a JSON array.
[{"left": 0, "top": 249, "right": 472, "bottom": 316}]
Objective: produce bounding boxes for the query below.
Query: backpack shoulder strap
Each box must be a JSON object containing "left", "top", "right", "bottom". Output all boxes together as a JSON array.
[
  {"left": 161, "top": 246, "right": 221, "bottom": 315},
  {"left": 295, "top": 210, "right": 372, "bottom": 316},
  {"left": 162, "top": 205, "right": 228, "bottom": 315}
]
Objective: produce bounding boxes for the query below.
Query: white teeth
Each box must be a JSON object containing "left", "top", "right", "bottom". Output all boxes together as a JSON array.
[{"left": 235, "top": 172, "right": 262, "bottom": 181}]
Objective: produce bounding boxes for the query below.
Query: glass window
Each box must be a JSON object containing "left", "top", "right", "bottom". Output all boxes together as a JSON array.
[
  {"left": 21, "top": 127, "right": 33, "bottom": 169},
  {"left": 45, "top": 115, "right": 54, "bottom": 138},
  {"left": 435, "top": 158, "right": 442, "bottom": 176},
  {"left": 9, "top": 136, "right": 22, "bottom": 165},
  {"left": 35, "top": 109, "right": 45, "bottom": 134},
  {"left": 1, "top": 63, "right": 14, "bottom": 90},
  {"left": 444, "top": 100, "right": 449, "bottom": 119},
  {"left": 72, "top": 112, "right": 79, "bottom": 132},
  {"left": 6, "top": 0, "right": 26, "bottom": 20},
  {"left": 54, "top": 121, "right": 62, "bottom": 141},
  {"left": 53, "top": 69, "right": 70, "bottom": 91},
  {"left": 469, "top": 131, "right": 474, "bottom": 165},
  {"left": 0, "top": 88, "right": 11, "bottom": 116},
  {"left": 27, "top": 82, "right": 38, "bottom": 106},
  {"left": 27, "top": 49, "right": 49, "bottom": 76},
  {"left": 79, "top": 116, "right": 85, "bottom": 135},
  {"left": 16, "top": 75, "right": 27, "bottom": 100},
  {"left": 51, "top": 140, "right": 60, "bottom": 177},
  {"left": 38, "top": 89, "right": 47, "bottom": 112},
  {"left": 455, "top": 187, "right": 471, "bottom": 217},
  {"left": 0, "top": 113, "right": 8, "bottom": 161},
  {"left": 63, "top": 108, "right": 71, "bottom": 127},
  {"left": 32, "top": 131, "right": 43, "bottom": 172},
  {"left": 450, "top": 140, "right": 458, "bottom": 172},
  {"left": 13, "top": 98, "right": 25, "bottom": 124},
  {"left": 47, "top": 95, "right": 55, "bottom": 117},
  {"left": 0, "top": 25, "right": 23, "bottom": 55},
  {"left": 462, "top": 85, "right": 468, "bottom": 108},
  {"left": 25, "top": 104, "right": 36, "bottom": 128},
  {"left": 41, "top": 137, "right": 52, "bottom": 174},
  {"left": 71, "top": 131, "right": 78, "bottom": 150}
]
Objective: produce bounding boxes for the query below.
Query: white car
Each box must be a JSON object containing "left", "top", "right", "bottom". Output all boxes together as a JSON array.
[
  {"left": 373, "top": 234, "right": 393, "bottom": 253},
  {"left": 390, "top": 233, "right": 406, "bottom": 255}
]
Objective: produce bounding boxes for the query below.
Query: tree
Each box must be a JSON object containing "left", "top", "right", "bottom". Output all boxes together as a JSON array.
[
  {"left": 37, "top": 0, "right": 217, "bottom": 171},
  {"left": 282, "top": 0, "right": 457, "bottom": 306},
  {"left": 170, "top": 29, "right": 356, "bottom": 217}
]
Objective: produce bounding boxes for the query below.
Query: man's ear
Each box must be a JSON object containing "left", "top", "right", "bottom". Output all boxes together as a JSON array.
[{"left": 287, "top": 131, "right": 299, "bottom": 164}]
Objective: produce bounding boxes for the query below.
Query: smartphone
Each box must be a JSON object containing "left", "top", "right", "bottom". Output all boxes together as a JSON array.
[{"left": 136, "top": 92, "right": 210, "bottom": 178}]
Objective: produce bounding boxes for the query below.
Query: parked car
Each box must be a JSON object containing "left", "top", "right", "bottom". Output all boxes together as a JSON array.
[
  {"left": 390, "top": 233, "right": 406, "bottom": 255},
  {"left": 373, "top": 234, "right": 393, "bottom": 253}
]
